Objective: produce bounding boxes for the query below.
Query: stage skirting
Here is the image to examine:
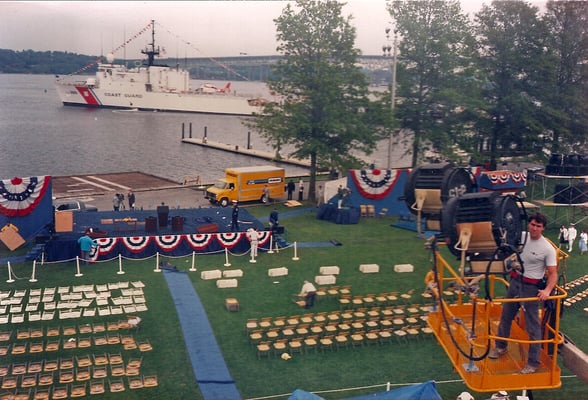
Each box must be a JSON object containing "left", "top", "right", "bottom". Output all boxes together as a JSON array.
[
  {"left": 44, "top": 207, "right": 270, "bottom": 262},
  {"left": 45, "top": 231, "right": 272, "bottom": 262}
]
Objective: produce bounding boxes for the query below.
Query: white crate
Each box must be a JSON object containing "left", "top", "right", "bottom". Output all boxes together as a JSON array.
[
  {"left": 394, "top": 264, "right": 414, "bottom": 273},
  {"left": 359, "top": 264, "right": 380, "bottom": 273},
  {"left": 268, "top": 267, "right": 288, "bottom": 277},
  {"left": 216, "top": 279, "right": 238, "bottom": 288},
  {"left": 315, "top": 275, "right": 336, "bottom": 285},
  {"left": 223, "top": 269, "right": 244, "bottom": 278},
  {"left": 201, "top": 269, "right": 222, "bottom": 280},
  {"left": 319, "top": 266, "right": 340, "bottom": 275}
]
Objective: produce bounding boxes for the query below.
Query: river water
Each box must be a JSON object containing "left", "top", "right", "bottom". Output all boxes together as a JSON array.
[{"left": 0, "top": 74, "right": 409, "bottom": 183}]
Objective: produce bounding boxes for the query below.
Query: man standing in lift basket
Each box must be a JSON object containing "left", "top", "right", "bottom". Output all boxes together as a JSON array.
[{"left": 489, "top": 212, "right": 558, "bottom": 374}]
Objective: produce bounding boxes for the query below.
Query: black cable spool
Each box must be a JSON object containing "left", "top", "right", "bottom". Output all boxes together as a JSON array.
[
  {"left": 441, "top": 191, "right": 523, "bottom": 259},
  {"left": 404, "top": 162, "right": 475, "bottom": 220}
]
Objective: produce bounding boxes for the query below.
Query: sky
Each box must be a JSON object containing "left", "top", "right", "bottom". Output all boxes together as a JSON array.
[{"left": 0, "top": 1, "right": 545, "bottom": 58}]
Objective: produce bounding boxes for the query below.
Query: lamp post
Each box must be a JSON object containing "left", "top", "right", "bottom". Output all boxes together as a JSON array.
[{"left": 384, "top": 26, "right": 398, "bottom": 169}]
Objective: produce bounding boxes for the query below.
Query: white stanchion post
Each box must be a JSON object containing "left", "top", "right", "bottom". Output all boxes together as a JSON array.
[
  {"left": 386, "top": 382, "right": 391, "bottom": 391},
  {"left": 6, "top": 261, "right": 15, "bottom": 283},
  {"left": 189, "top": 251, "right": 197, "bottom": 272},
  {"left": 292, "top": 241, "right": 299, "bottom": 261},
  {"left": 154, "top": 252, "right": 161, "bottom": 272},
  {"left": 275, "top": 238, "right": 279, "bottom": 254},
  {"left": 224, "top": 248, "right": 231, "bottom": 267},
  {"left": 268, "top": 235, "right": 274, "bottom": 254},
  {"left": 75, "top": 256, "right": 83, "bottom": 277},
  {"left": 29, "top": 260, "right": 38, "bottom": 283},
  {"left": 117, "top": 254, "right": 125, "bottom": 275},
  {"left": 41, "top": 251, "right": 45, "bottom": 265}
]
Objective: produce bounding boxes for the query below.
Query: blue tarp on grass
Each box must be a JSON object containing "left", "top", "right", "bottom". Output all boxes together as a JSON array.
[
  {"left": 288, "top": 381, "right": 442, "bottom": 400},
  {"left": 163, "top": 269, "right": 241, "bottom": 400}
]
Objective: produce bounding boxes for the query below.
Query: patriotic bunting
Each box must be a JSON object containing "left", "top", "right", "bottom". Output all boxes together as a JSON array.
[
  {"left": 0, "top": 176, "right": 51, "bottom": 217},
  {"left": 349, "top": 169, "right": 399, "bottom": 200}
]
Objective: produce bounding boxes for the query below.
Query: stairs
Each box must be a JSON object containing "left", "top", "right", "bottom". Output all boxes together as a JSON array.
[{"left": 25, "top": 243, "right": 45, "bottom": 261}]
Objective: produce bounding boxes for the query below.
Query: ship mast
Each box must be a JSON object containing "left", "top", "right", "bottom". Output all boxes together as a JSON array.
[{"left": 141, "top": 20, "right": 160, "bottom": 67}]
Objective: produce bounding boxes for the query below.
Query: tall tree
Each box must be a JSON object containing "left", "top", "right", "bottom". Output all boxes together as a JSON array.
[
  {"left": 474, "top": 0, "right": 549, "bottom": 169},
  {"left": 542, "top": 0, "right": 588, "bottom": 154},
  {"left": 387, "top": 0, "right": 477, "bottom": 167},
  {"left": 247, "top": 0, "right": 383, "bottom": 201}
]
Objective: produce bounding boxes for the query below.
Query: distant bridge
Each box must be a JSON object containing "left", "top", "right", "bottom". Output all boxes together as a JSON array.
[{"left": 149, "top": 55, "right": 394, "bottom": 83}]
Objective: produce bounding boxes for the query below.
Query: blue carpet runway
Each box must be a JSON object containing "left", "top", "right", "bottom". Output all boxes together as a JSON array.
[{"left": 163, "top": 269, "right": 241, "bottom": 400}]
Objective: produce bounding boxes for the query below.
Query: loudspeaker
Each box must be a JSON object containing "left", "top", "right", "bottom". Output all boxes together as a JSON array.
[
  {"left": 441, "top": 192, "right": 522, "bottom": 258},
  {"left": 554, "top": 184, "right": 588, "bottom": 204},
  {"left": 404, "top": 162, "right": 474, "bottom": 219}
]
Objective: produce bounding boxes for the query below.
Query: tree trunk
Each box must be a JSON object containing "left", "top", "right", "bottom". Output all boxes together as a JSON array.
[{"left": 308, "top": 152, "right": 317, "bottom": 202}]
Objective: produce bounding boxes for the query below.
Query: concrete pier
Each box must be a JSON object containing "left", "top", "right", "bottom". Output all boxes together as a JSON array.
[{"left": 181, "top": 137, "right": 311, "bottom": 168}]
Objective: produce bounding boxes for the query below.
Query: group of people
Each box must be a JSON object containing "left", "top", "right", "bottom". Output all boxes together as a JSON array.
[
  {"left": 286, "top": 179, "right": 305, "bottom": 201},
  {"left": 112, "top": 190, "right": 136, "bottom": 211},
  {"left": 559, "top": 223, "right": 587, "bottom": 254}
]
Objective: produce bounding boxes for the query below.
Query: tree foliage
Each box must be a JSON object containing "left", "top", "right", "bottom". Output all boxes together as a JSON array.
[
  {"left": 247, "top": 0, "right": 384, "bottom": 201},
  {"left": 474, "top": 0, "right": 553, "bottom": 168},
  {"left": 541, "top": 0, "right": 588, "bottom": 154},
  {"left": 388, "top": 0, "right": 477, "bottom": 167}
]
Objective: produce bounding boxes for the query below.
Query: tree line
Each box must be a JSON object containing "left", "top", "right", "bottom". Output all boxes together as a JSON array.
[{"left": 247, "top": 0, "right": 587, "bottom": 201}]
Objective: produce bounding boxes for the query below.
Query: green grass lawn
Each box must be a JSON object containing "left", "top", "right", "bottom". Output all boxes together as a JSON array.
[{"left": 2, "top": 203, "right": 587, "bottom": 399}]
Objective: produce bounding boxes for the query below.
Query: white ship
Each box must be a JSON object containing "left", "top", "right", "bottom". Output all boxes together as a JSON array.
[{"left": 55, "top": 21, "right": 267, "bottom": 116}]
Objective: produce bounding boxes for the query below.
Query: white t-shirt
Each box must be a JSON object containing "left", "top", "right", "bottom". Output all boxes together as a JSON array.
[
  {"left": 520, "top": 232, "right": 557, "bottom": 280},
  {"left": 301, "top": 281, "right": 317, "bottom": 294}
]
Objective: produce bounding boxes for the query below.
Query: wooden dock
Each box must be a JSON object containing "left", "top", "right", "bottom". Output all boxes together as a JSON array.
[{"left": 181, "top": 137, "right": 311, "bottom": 168}]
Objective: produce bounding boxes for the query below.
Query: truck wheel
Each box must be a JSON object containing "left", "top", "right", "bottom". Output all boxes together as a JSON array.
[
  {"left": 260, "top": 194, "right": 267, "bottom": 204},
  {"left": 220, "top": 198, "right": 229, "bottom": 207}
]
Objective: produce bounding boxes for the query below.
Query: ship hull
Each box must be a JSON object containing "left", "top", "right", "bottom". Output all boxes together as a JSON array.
[{"left": 55, "top": 82, "right": 262, "bottom": 116}]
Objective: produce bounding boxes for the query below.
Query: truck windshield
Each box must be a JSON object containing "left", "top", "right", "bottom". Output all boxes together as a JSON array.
[{"left": 213, "top": 181, "right": 229, "bottom": 189}]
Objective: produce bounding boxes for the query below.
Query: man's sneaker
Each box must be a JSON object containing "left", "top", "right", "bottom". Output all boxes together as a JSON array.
[
  {"left": 520, "top": 364, "right": 538, "bottom": 374},
  {"left": 488, "top": 347, "right": 507, "bottom": 359}
]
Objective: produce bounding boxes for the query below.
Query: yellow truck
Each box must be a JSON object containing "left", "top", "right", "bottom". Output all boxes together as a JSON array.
[{"left": 205, "top": 166, "right": 286, "bottom": 207}]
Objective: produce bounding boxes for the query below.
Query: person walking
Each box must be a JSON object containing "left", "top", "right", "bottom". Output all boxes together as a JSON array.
[
  {"left": 287, "top": 180, "right": 295, "bottom": 200},
  {"left": 128, "top": 190, "right": 136, "bottom": 210},
  {"left": 568, "top": 223, "right": 577, "bottom": 252},
  {"left": 263, "top": 185, "right": 270, "bottom": 204},
  {"left": 488, "top": 212, "right": 557, "bottom": 374},
  {"left": 231, "top": 200, "right": 240, "bottom": 231},
  {"left": 317, "top": 184, "right": 324, "bottom": 207},
  {"left": 579, "top": 229, "right": 587, "bottom": 255},
  {"left": 298, "top": 179, "right": 304, "bottom": 201},
  {"left": 77, "top": 232, "right": 97, "bottom": 265},
  {"left": 112, "top": 193, "right": 121, "bottom": 211},
  {"left": 247, "top": 227, "right": 260, "bottom": 262},
  {"left": 558, "top": 225, "right": 568, "bottom": 249},
  {"left": 269, "top": 208, "right": 279, "bottom": 230}
]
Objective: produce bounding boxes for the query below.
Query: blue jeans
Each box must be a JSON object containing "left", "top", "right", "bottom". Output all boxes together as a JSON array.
[{"left": 495, "top": 279, "right": 542, "bottom": 367}]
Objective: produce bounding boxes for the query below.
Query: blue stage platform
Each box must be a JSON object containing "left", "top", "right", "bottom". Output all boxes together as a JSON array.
[{"left": 44, "top": 207, "right": 267, "bottom": 262}]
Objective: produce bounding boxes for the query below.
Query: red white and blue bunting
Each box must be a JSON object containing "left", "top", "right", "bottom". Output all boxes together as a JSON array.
[
  {"left": 0, "top": 176, "right": 51, "bottom": 217},
  {"left": 216, "top": 232, "right": 243, "bottom": 249},
  {"left": 186, "top": 234, "right": 214, "bottom": 250},
  {"left": 85, "top": 232, "right": 267, "bottom": 260},
  {"left": 349, "top": 169, "right": 400, "bottom": 200}
]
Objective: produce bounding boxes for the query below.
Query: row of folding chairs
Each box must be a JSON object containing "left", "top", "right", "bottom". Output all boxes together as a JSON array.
[
  {"left": 256, "top": 324, "right": 435, "bottom": 359},
  {"left": 248, "top": 303, "right": 432, "bottom": 334},
  {"left": 249, "top": 311, "right": 431, "bottom": 346},
  {"left": 0, "top": 374, "right": 156, "bottom": 399},
  {"left": 563, "top": 288, "right": 588, "bottom": 308},
  {"left": 2, "top": 319, "right": 140, "bottom": 343},
  {"left": 562, "top": 274, "right": 588, "bottom": 293},
  {"left": 1, "top": 334, "right": 151, "bottom": 356},
  {"left": 314, "top": 285, "right": 352, "bottom": 302}
]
